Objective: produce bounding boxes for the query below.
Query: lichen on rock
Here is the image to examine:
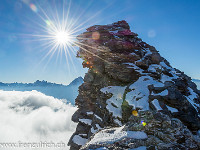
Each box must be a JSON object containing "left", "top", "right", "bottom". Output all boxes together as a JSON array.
[{"left": 68, "top": 20, "right": 200, "bottom": 150}]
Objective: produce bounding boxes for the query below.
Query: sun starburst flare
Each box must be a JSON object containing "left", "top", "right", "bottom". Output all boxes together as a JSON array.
[
  {"left": 55, "top": 31, "right": 70, "bottom": 44},
  {"left": 22, "top": 0, "right": 114, "bottom": 72},
  {"left": 42, "top": 21, "right": 75, "bottom": 51}
]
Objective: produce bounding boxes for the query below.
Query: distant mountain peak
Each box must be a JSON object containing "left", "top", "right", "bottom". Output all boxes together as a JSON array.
[
  {"left": 0, "top": 80, "right": 64, "bottom": 87},
  {"left": 193, "top": 79, "right": 200, "bottom": 82},
  {"left": 0, "top": 77, "right": 84, "bottom": 105},
  {"left": 0, "top": 77, "right": 83, "bottom": 87},
  {"left": 68, "top": 76, "right": 83, "bottom": 86}
]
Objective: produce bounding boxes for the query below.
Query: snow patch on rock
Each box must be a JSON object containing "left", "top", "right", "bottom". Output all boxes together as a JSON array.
[
  {"left": 88, "top": 126, "right": 147, "bottom": 145},
  {"left": 126, "top": 76, "right": 164, "bottom": 111},
  {"left": 101, "top": 86, "right": 126, "bottom": 118},
  {"left": 166, "top": 105, "right": 178, "bottom": 113},
  {"left": 79, "top": 119, "right": 92, "bottom": 125},
  {"left": 152, "top": 99, "right": 163, "bottom": 111},
  {"left": 185, "top": 87, "right": 200, "bottom": 113},
  {"left": 72, "top": 135, "right": 87, "bottom": 146}
]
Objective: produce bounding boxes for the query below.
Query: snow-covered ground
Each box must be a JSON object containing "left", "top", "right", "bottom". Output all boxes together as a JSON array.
[
  {"left": 87, "top": 125, "right": 147, "bottom": 145},
  {"left": 0, "top": 90, "right": 77, "bottom": 150}
]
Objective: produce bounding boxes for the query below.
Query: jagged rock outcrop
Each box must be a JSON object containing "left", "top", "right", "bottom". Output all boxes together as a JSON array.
[
  {"left": 68, "top": 20, "right": 200, "bottom": 150},
  {"left": 82, "top": 111, "right": 200, "bottom": 150}
]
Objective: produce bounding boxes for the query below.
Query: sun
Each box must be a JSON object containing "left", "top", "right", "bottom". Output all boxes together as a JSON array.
[
  {"left": 44, "top": 21, "right": 75, "bottom": 50},
  {"left": 24, "top": 0, "right": 110, "bottom": 69},
  {"left": 55, "top": 30, "right": 71, "bottom": 45}
]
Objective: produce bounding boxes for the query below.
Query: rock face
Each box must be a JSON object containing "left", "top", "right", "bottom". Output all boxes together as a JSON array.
[
  {"left": 82, "top": 111, "right": 200, "bottom": 150},
  {"left": 68, "top": 20, "right": 200, "bottom": 149}
]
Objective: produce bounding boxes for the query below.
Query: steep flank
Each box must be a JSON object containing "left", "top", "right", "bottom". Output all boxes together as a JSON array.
[{"left": 69, "top": 20, "right": 200, "bottom": 150}]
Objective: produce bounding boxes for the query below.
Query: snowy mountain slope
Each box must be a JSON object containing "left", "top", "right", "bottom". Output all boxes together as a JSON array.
[
  {"left": 69, "top": 20, "right": 200, "bottom": 150},
  {"left": 0, "top": 77, "right": 83, "bottom": 104}
]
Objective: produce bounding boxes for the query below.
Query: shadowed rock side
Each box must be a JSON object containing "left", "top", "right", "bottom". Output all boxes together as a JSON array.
[{"left": 68, "top": 20, "right": 200, "bottom": 150}]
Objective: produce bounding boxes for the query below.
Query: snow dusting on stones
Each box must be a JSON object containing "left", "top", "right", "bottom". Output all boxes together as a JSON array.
[{"left": 69, "top": 20, "right": 200, "bottom": 150}]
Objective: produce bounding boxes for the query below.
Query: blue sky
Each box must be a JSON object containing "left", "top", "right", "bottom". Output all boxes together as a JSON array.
[{"left": 0, "top": 0, "right": 200, "bottom": 85}]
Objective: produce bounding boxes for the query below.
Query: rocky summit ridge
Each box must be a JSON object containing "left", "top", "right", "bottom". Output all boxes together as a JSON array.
[{"left": 68, "top": 20, "right": 200, "bottom": 150}]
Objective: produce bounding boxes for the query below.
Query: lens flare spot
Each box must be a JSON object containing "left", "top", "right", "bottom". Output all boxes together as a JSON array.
[
  {"left": 92, "top": 32, "right": 100, "bottom": 40},
  {"left": 45, "top": 20, "right": 52, "bottom": 26},
  {"left": 30, "top": 3, "right": 38, "bottom": 12},
  {"left": 132, "top": 110, "right": 138, "bottom": 116},
  {"left": 118, "top": 93, "right": 122, "bottom": 99},
  {"left": 148, "top": 30, "right": 156, "bottom": 38},
  {"left": 141, "top": 121, "right": 147, "bottom": 126}
]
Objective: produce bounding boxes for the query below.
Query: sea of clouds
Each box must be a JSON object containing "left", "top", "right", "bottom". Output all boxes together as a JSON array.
[{"left": 0, "top": 90, "right": 77, "bottom": 150}]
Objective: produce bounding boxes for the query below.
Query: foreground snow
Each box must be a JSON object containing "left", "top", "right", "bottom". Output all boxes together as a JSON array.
[{"left": 88, "top": 126, "right": 147, "bottom": 145}]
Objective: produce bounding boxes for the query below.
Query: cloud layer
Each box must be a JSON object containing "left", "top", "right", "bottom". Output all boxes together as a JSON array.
[{"left": 0, "top": 90, "right": 77, "bottom": 150}]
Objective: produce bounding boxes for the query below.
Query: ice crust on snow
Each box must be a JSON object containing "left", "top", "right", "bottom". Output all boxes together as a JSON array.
[{"left": 88, "top": 126, "right": 147, "bottom": 145}]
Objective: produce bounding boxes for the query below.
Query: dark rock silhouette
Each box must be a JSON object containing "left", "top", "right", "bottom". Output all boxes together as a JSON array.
[{"left": 69, "top": 20, "right": 200, "bottom": 149}]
